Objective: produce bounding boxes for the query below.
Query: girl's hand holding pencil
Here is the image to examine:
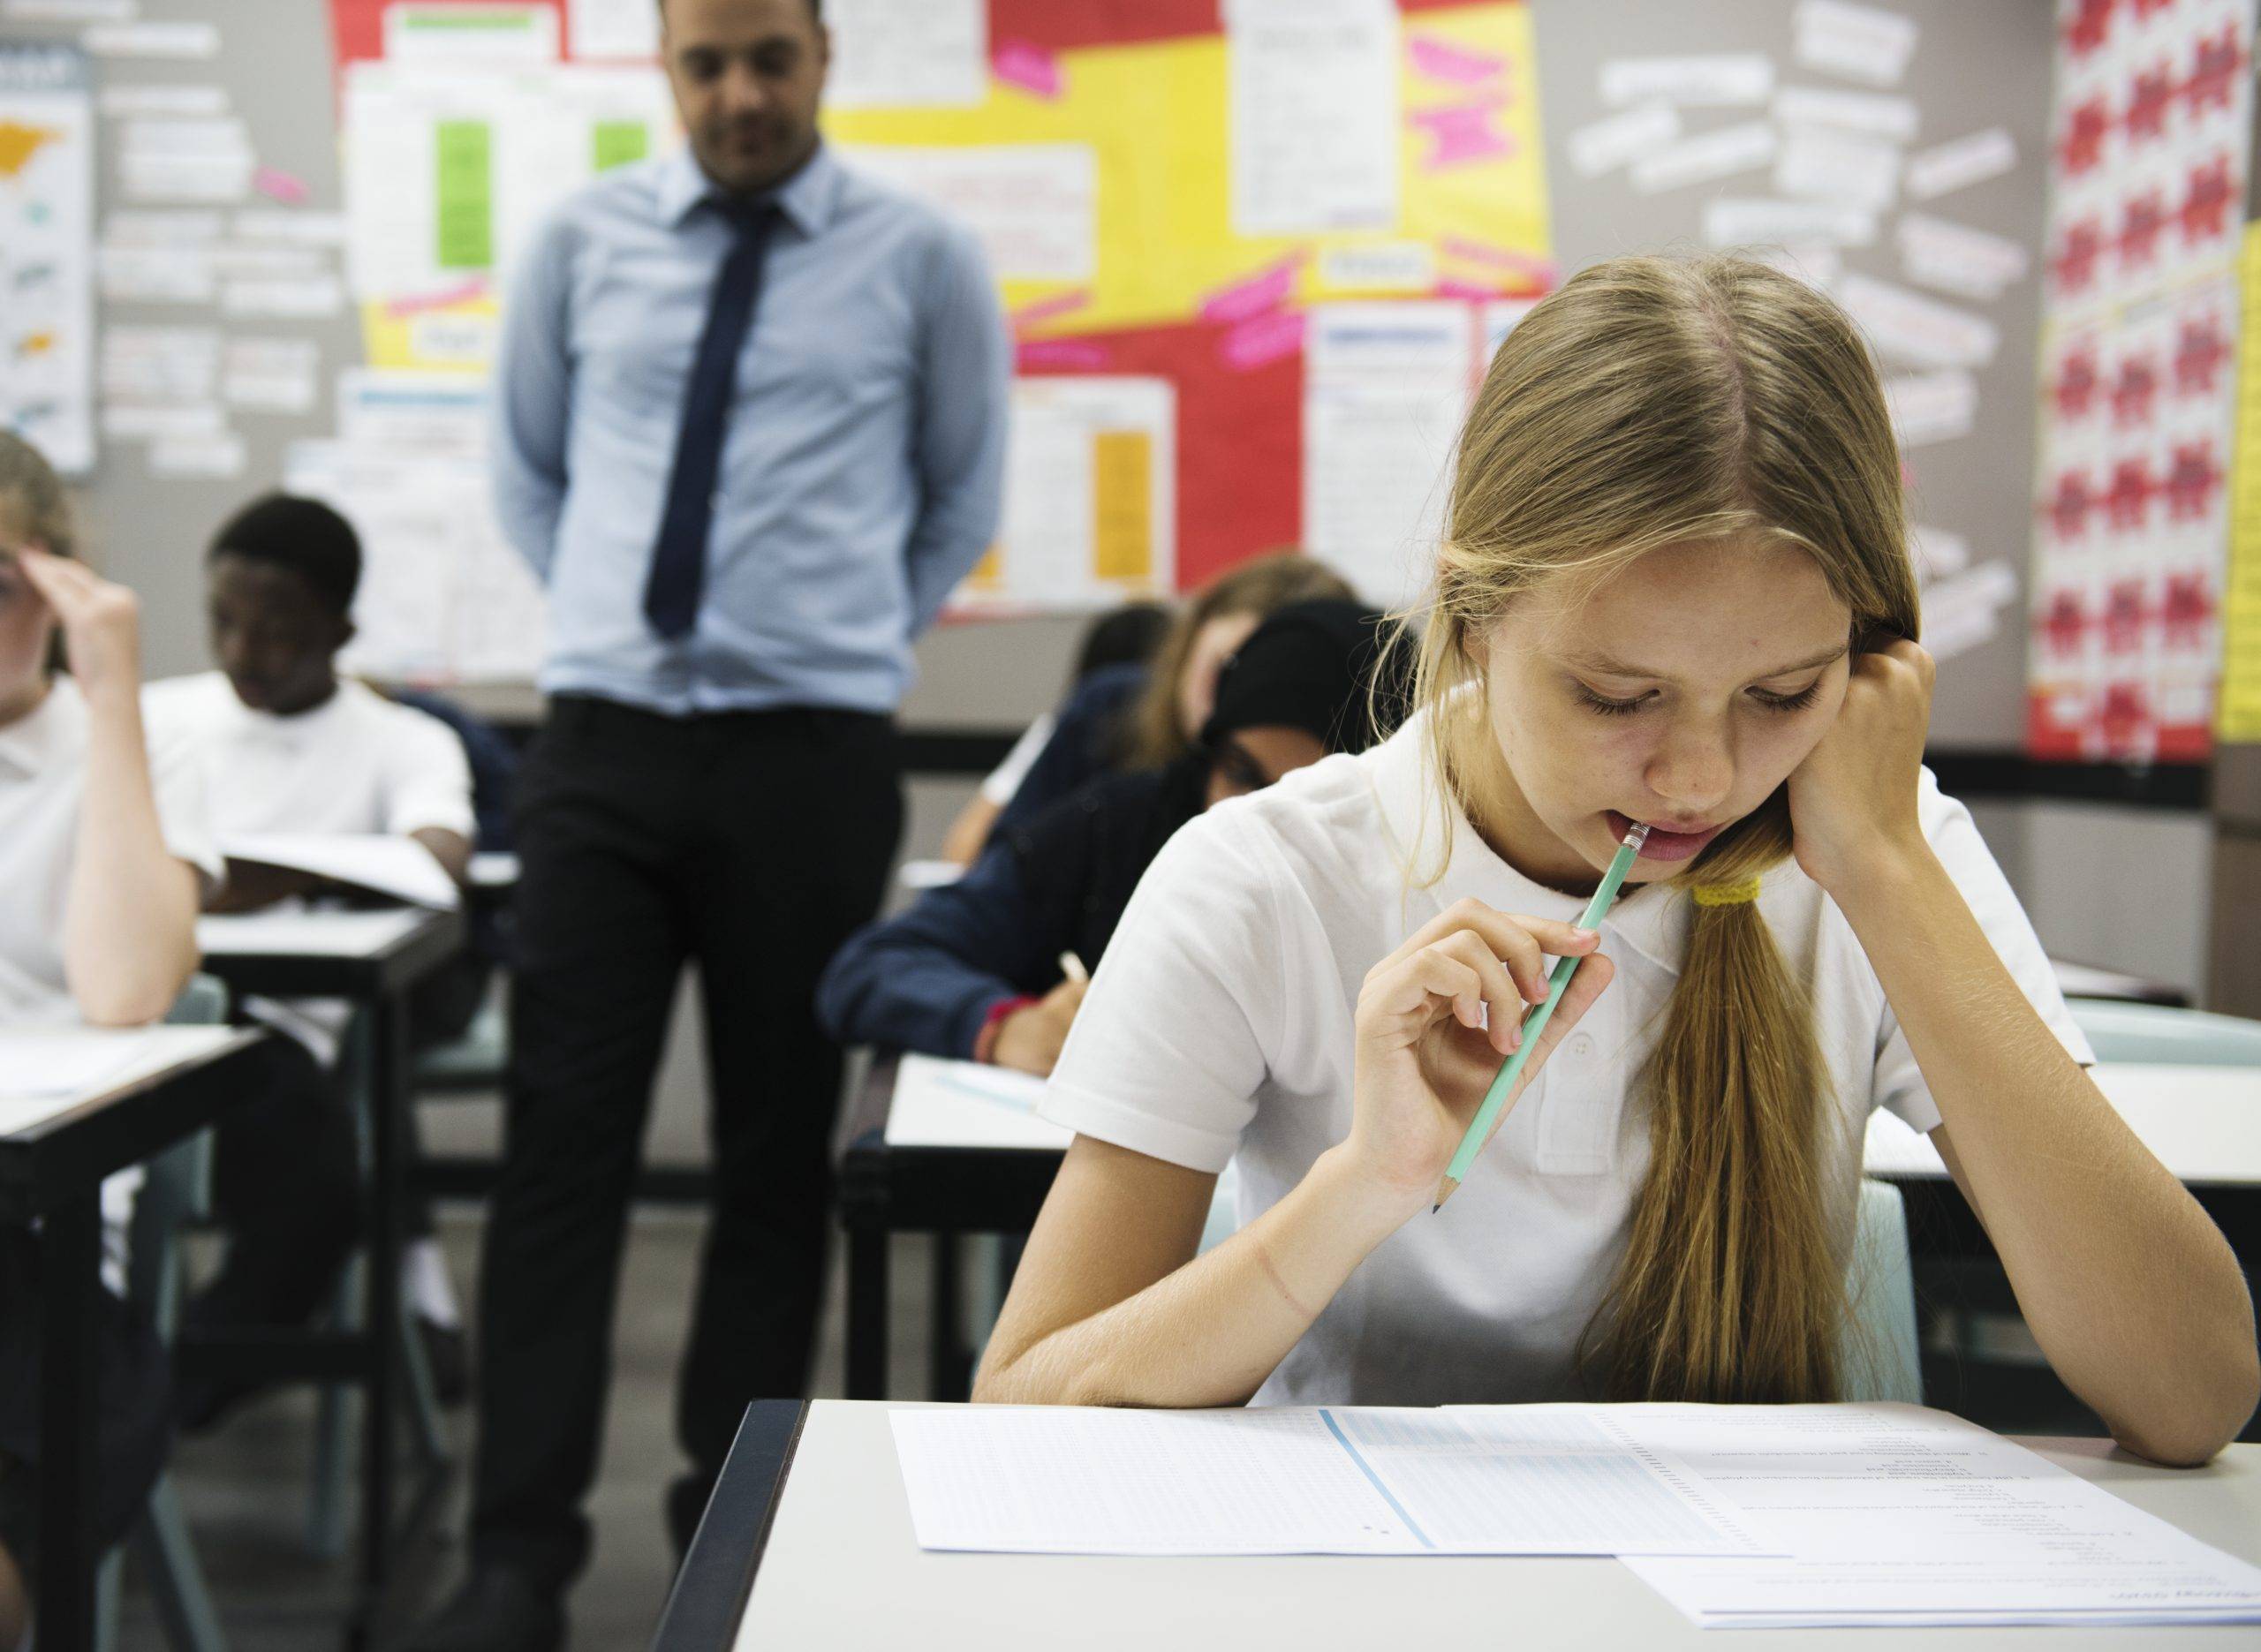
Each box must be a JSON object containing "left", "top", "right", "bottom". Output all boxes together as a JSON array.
[{"left": 1342, "top": 899, "right": 1614, "bottom": 1222}]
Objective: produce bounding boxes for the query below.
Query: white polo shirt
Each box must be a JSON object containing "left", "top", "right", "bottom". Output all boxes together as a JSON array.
[
  {"left": 0, "top": 675, "right": 221, "bottom": 1027},
  {"left": 1040, "top": 710, "right": 2092, "bottom": 1409},
  {"left": 142, "top": 672, "right": 475, "bottom": 844},
  {"left": 143, "top": 672, "right": 476, "bottom": 1064}
]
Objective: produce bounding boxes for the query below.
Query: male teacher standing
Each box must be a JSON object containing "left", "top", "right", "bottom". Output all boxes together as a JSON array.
[{"left": 405, "top": 0, "right": 1008, "bottom": 1645}]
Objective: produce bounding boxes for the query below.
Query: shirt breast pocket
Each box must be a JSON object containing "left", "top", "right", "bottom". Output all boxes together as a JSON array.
[{"left": 575, "top": 253, "right": 704, "bottom": 419}]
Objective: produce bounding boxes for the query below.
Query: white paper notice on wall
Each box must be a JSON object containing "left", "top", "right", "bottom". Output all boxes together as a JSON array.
[
  {"left": 1597, "top": 54, "right": 1773, "bottom": 109},
  {"left": 826, "top": 0, "right": 987, "bottom": 109},
  {"left": 1302, "top": 301, "right": 1477, "bottom": 608},
  {"left": 1774, "top": 124, "right": 1899, "bottom": 209},
  {"left": 844, "top": 145, "right": 1096, "bottom": 283},
  {"left": 99, "top": 326, "right": 219, "bottom": 403},
  {"left": 98, "top": 84, "right": 229, "bottom": 117},
  {"left": 568, "top": 0, "right": 661, "bottom": 61},
  {"left": 119, "top": 151, "right": 252, "bottom": 204},
  {"left": 81, "top": 21, "right": 219, "bottom": 59},
  {"left": 1770, "top": 87, "right": 1917, "bottom": 142},
  {"left": 1885, "top": 369, "right": 1977, "bottom": 448},
  {"left": 222, "top": 337, "right": 321, "bottom": 413},
  {"left": 1903, "top": 128, "right": 2015, "bottom": 202},
  {"left": 102, "top": 403, "right": 223, "bottom": 441},
  {"left": 1702, "top": 197, "right": 1877, "bottom": 249},
  {"left": 1835, "top": 273, "right": 1997, "bottom": 370},
  {"left": 220, "top": 276, "right": 344, "bottom": 319},
  {"left": 1317, "top": 241, "right": 1436, "bottom": 293},
  {"left": 1909, "top": 523, "right": 1971, "bottom": 580},
  {"left": 2, "top": 0, "right": 133, "bottom": 19},
  {"left": 1630, "top": 121, "right": 1776, "bottom": 194},
  {"left": 1566, "top": 102, "right": 1681, "bottom": 177},
  {"left": 1227, "top": 0, "right": 1400, "bottom": 238},
  {"left": 1921, "top": 561, "right": 2019, "bottom": 661},
  {"left": 1792, "top": 0, "right": 1917, "bottom": 88},
  {"left": 384, "top": 4, "right": 559, "bottom": 63},
  {"left": 1748, "top": 241, "right": 1842, "bottom": 289},
  {"left": 1896, "top": 213, "right": 2030, "bottom": 300},
  {"left": 233, "top": 209, "right": 350, "bottom": 245},
  {"left": 147, "top": 431, "right": 246, "bottom": 478}
]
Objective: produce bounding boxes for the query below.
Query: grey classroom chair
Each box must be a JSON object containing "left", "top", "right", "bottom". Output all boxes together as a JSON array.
[
  {"left": 95, "top": 973, "right": 236, "bottom": 1652},
  {"left": 2066, "top": 998, "right": 2261, "bottom": 1067}
]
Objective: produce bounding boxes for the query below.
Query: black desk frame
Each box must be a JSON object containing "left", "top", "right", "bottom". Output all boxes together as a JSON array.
[
  {"left": 836, "top": 1058, "right": 1064, "bottom": 1400},
  {"left": 651, "top": 1399, "right": 805, "bottom": 1652},
  {"left": 190, "top": 909, "right": 464, "bottom": 1649},
  {"left": 0, "top": 1033, "right": 265, "bottom": 1652}
]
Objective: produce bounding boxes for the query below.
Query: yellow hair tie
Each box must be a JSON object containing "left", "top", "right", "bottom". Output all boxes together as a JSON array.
[{"left": 1690, "top": 878, "right": 1763, "bottom": 909}]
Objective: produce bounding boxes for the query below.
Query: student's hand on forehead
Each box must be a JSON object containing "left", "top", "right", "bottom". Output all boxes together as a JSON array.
[
  {"left": 1784, "top": 636, "right": 1934, "bottom": 901},
  {"left": 1342, "top": 897, "right": 1614, "bottom": 1218},
  {"left": 14, "top": 546, "right": 144, "bottom": 706}
]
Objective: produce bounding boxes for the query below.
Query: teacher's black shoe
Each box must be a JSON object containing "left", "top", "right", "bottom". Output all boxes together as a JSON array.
[{"left": 397, "top": 1565, "right": 563, "bottom": 1652}]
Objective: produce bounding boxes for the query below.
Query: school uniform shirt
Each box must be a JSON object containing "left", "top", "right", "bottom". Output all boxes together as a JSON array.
[
  {"left": 0, "top": 675, "right": 221, "bottom": 1026},
  {"left": 1040, "top": 709, "right": 2093, "bottom": 1409},
  {"left": 143, "top": 672, "right": 476, "bottom": 1062}
]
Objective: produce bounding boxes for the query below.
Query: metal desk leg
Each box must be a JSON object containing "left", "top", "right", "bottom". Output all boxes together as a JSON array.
[
  {"left": 846, "top": 1219, "right": 888, "bottom": 1400},
  {"left": 36, "top": 1192, "right": 102, "bottom": 1651},
  {"left": 352, "top": 993, "right": 406, "bottom": 1648},
  {"left": 929, "top": 1230, "right": 964, "bottom": 1400}
]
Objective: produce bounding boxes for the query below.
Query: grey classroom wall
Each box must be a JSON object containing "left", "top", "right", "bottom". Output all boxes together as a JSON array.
[{"left": 23, "top": 0, "right": 2216, "bottom": 1144}]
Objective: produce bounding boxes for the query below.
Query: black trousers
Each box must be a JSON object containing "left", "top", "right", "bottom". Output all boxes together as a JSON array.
[{"left": 470, "top": 696, "right": 901, "bottom": 1588}]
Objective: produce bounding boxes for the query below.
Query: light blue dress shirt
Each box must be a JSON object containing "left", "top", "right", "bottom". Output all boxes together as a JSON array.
[{"left": 491, "top": 142, "right": 1010, "bottom": 715}]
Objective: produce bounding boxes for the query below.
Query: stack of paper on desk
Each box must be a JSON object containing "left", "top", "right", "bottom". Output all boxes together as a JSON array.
[
  {"left": 891, "top": 1403, "right": 2261, "bottom": 1627},
  {"left": 1618, "top": 1405, "right": 2261, "bottom": 1627},
  {"left": 220, "top": 833, "right": 458, "bottom": 909}
]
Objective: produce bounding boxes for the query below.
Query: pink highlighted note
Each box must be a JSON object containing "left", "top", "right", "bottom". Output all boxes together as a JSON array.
[
  {"left": 385, "top": 277, "right": 488, "bottom": 319},
  {"left": 1017, "top": 339, "right": 1110, "bottom": 371},
  {"left": 1199, "top": 253, "right": 1304, "bottom": 326},
  {"left": 1406, "top": 33, "right": 1507, "bottom": 87},
  {"left": 994, "top": 39, "right": 1063, "bottom": 99},
  {"left": 1011, "top": 289, "right": 1092, "bottom": 332},
  {"left": 1220, "top": 310, "right": 1305, "bottom": 372},
  {"left": 253, "top": 166, "right": 309, "bottom": 205},
  {"left": 1411, "top": 102, "right": 1514, "bottom": 170}
]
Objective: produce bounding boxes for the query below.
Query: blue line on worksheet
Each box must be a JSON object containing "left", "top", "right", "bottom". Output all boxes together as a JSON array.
[{"left": 1320, "top": 1409, "right": 1435, "bottom": 1550}]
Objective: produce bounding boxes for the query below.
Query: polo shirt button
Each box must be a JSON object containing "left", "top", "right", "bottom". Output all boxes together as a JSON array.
[{"left": 1568, "top": 1033, "right": 1594, "bottom": 1058}]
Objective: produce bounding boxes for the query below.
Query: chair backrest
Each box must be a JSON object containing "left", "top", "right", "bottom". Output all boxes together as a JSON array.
[
  {"left": 1839, "top": 1177, "right": 1922, "bottom": 1406},
  {"left": 2067, "top": 998, "right": 2261, "bottom": 1067}
]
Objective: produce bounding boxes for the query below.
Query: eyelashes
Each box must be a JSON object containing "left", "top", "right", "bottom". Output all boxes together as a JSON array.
[{"left": 1573, "top": 682, "right": 1824, "bottom": 718}]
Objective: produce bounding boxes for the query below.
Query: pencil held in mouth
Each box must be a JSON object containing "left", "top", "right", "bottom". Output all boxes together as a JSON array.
[{"left": 1433, "top": 822, "right": 1649, "bottom": 1212}]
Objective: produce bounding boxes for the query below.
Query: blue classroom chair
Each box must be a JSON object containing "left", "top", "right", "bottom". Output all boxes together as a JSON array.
[{"left": 2066, "top": 998, "right": 2261, "bottom": 1067}]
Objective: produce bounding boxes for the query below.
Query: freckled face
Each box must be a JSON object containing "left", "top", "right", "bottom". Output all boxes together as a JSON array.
[{"left": 1471, "top": 538, "right": 1854, "bottom": 888}]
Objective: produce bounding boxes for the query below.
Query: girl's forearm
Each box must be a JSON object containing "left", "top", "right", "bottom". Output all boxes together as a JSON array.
[
  {"left": 975, "top": 1146, "right": 1414, "bottom": 1408},
  {"left": 1835, "top": 845, "right": 2258, "bottom": 1463},
  {"left": 64, "top": 689, "right": 197, "bottom": 1023}
]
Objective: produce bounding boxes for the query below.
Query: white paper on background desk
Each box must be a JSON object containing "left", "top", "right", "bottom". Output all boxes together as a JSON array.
[
  {"left": 890, "top": 1405, "right": 1764, "bottom": 1557},
  {"left": 221, "top": 834, "right": 459, "bottom": 909},
  {"left": 197, "top": 906, "right": 432, "bottom": 959},
  {"left": 1618, "top": 1405, "right": 2261, "bottom": 1626},
  {"left": 0, "top": 1026, "right": 237, "bottom": 1126},
  {"left": 885, "top": 1055, "right": 1064, "bottom": 1151}
]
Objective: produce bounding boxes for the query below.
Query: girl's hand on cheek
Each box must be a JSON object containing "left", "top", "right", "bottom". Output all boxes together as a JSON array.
[
  {"left": 15, "top": 548, "right": 144, "bottom": 709},
  {"left": 1787, "top": 637, "right": 1934, "bottom": 896}
]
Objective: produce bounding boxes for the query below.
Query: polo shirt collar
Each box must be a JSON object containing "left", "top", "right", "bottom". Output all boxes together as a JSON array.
[
  {"left": 1365, "top": 709, "right": 1697, "bottom": 980},
  {"left": 661, "top": 140, "right": 842, "bottom": 238}
]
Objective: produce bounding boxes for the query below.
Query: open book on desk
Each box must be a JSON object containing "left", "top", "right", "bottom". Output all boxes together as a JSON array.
[{"left": 220, "top": 833, "right": 459, "bottom": 910}]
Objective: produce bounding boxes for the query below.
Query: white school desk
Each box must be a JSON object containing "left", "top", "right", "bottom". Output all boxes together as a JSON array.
[
  {"left": 191, "top": 906, "right": 465, "bottom": 1649},
  {"left": 654, "top": 1399, "right": 2261, "bottom": 1652},
  {"left": 0, "top": 1024, "right": 267, "bottom": 1652}
]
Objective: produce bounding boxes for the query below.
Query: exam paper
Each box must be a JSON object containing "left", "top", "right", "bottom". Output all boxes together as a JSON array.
[
  {"left": 1618, "top": 1405, "right": 2261, "bottom": 1627},
  {"left": 889, "top": 1406, "right": 1762, "bottom": 1557},
  {"left": 0, "top": 1026, "right": 238, "bottom": 1127},
  {"left": 885, "top": 1053, "right": 1062, "bottom": 1151},
  {"left": 220, "top": 834, "right": 460, "bottom": 910}
]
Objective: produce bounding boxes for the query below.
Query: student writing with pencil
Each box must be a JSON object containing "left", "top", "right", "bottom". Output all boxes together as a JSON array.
[{"left": 974, "top": 255, "right": 2258, "bottom": 1466}]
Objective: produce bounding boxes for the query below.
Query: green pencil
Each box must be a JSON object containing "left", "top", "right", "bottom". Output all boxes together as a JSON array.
[{"left": 1433, "top": 821, "right": 1649, "bottom": 1212}]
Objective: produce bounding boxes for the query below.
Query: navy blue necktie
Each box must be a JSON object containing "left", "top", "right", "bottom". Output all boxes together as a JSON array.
[{"left": 645, "top": 199, "right": 779, "bottom": 640}]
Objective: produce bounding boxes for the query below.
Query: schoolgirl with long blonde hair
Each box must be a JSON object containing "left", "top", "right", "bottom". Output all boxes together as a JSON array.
[{"left": 972, "top": 255, "right": 2257, "bottom": 1463}]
